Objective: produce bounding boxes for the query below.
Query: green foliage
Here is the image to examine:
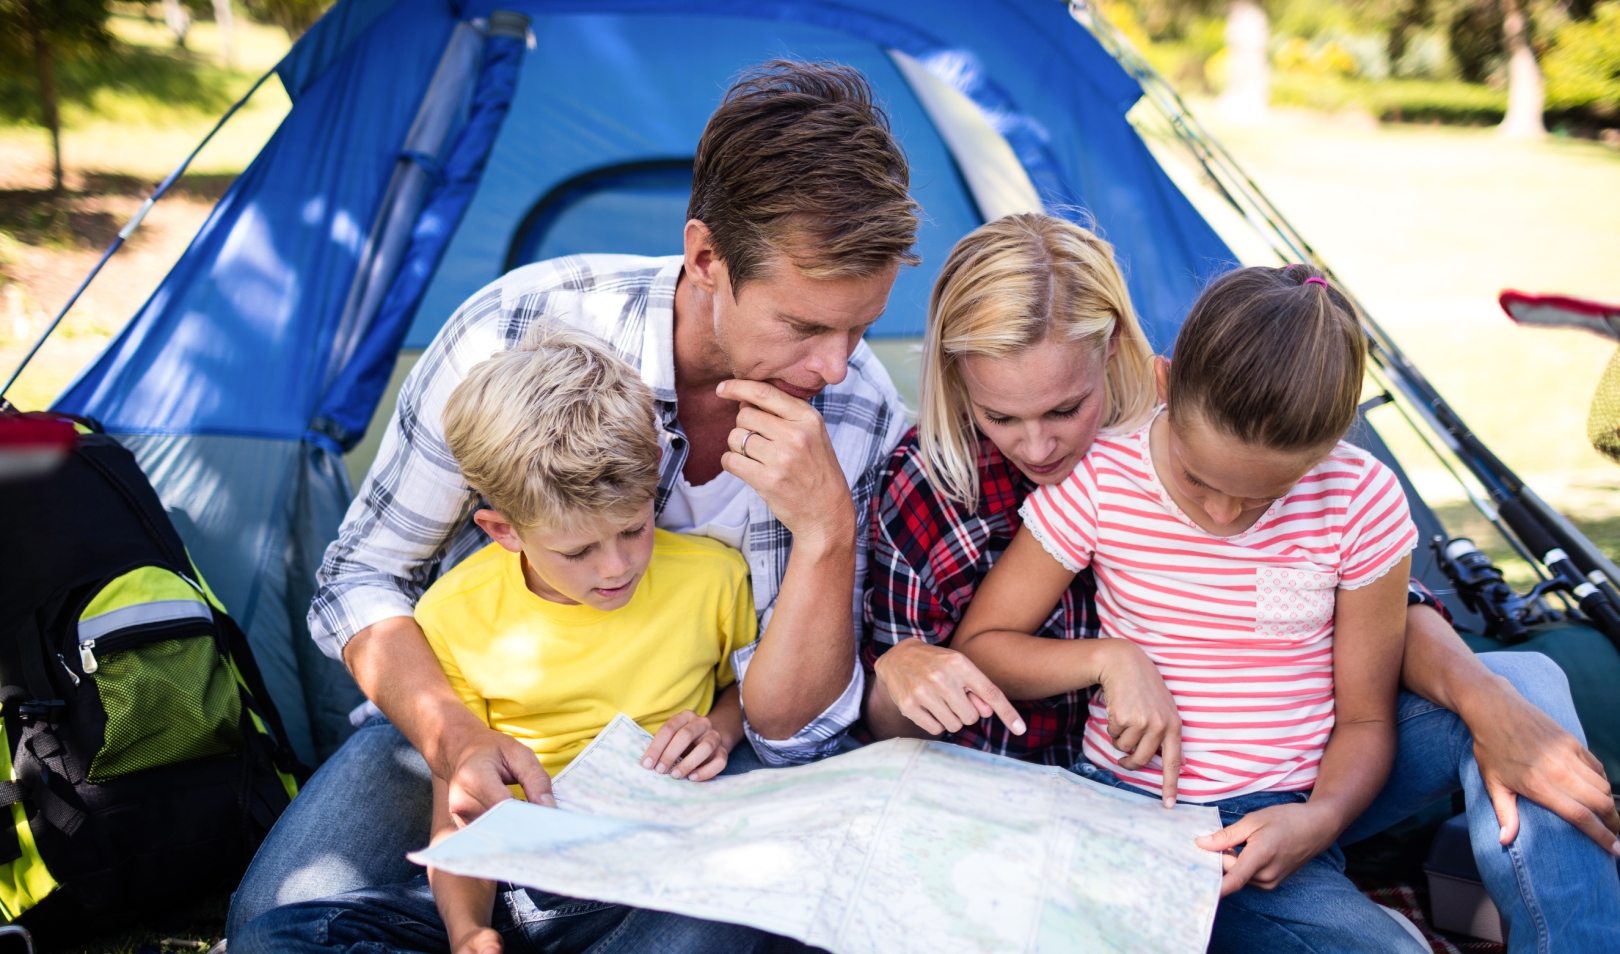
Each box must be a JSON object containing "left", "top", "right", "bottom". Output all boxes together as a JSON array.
[
  {"left": 1446, "top": 0, "right": 1505, "bottom": 83},
  {"left": 239, "top": 0, "right": 334, "bottom": 38},
  {"left": 1544, "top": 1, "right": 1620, "bottom": 116},
  {"left": 0, "top": 0, "right": 115, "bottom": 61},
  {"left": 0, "top": 32, "right": 239, "bottom": 127},
  {"left": 1271, "top": 69, "right": 1510, "bottom": 120}
]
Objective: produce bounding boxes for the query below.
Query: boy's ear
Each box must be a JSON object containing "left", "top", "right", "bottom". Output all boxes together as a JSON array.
[
  {"left": 1154, "top": 356, "right": 1171, "bottom": 406},
  {"left": 473, "top": 508, "right": 526, "bottom": 553}
]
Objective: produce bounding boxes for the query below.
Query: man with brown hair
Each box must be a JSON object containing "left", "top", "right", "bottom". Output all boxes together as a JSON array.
[{"left": 226, "top": 60, "right": 918, "bottom": 946}]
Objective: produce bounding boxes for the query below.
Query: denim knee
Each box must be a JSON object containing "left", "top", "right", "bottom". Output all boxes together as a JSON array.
[
  {"left": 1477, "top": 651, "right": 1584, "bottom": 737},
  {"left": 1478, "top": 650, "right": 1567, "bottom": 697}
]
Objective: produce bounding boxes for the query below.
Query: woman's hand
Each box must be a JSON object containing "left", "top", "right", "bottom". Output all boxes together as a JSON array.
[
  {"left": 1467, "top": 680, "right": 1620, "bottom": 849},
  {"left": 452, "top": 926, "right": 504, "bottom": 954},
  {"left": 1195, "top": 802, "right": 1340, "bottom": 896},
  {"left": 1093, "top": 639, "right": 1183, "bottom": 806},
  {"left": 642, "top": 710, "right": 732, "bottom": 781},
  {"left": 873, "top": 638, "right": 1026, "bottom": 737}
]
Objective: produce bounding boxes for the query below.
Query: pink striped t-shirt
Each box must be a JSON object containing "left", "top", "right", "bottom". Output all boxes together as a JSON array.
[{"left": 1020, "top": 419, "right": 1417, "bottom": 802}]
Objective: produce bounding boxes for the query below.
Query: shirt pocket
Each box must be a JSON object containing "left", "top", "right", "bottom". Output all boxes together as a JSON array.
[{"left": 1254, "top": 566, "right": 1338, "bottom": 637}]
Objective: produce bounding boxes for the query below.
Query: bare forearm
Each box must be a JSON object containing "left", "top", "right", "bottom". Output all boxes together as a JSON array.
[
  {"left": 1307, "top": 720, "right": 1397, "bottom": 838},
  {"left": 1399, "top": 603, "right": 1508, "bottom": 720},
  {"left": 429, "top": 778, "right": 496, "bottom": 945},
  {"left": 862, "top": 667, "right": 940, "bottom": 740},
  {"left": 708, "top": 684, "right": 746, "bottom": 751},
  {"left": 344, "top": 615, "right": 487, "bottom": 777},
  {"left": 739, "top": 531, "right": 856, "bottom": 740},
  {"left": 952, "top": 629, "right": 1109, "bottom": 700}
]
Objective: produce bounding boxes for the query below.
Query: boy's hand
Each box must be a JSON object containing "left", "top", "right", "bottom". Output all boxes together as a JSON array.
[
  {"left": 1195, "top": 802, "right": 1340, "bottom": 896},
  {"left": 451, "top": 926, "right": 503, "bottom": 954},
  {"left": 642, "top": 710, "right": 733, "bottom": 781}
]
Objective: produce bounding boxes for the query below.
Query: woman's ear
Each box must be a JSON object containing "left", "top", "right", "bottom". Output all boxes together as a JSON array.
[
  {"left": 473, "top": 508, "right": 526, "bottom": 553},
  {"left": 1154, "top": 355, "right": 1171, "bottom": 405}
]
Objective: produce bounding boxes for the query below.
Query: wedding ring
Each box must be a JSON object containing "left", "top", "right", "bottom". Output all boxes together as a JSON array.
[{"left": 740, "top": 430, "right": 756, "bottom": 459}]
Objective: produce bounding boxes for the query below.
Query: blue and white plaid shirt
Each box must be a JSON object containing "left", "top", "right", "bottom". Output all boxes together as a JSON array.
[{"left": 310, "top": 254, "right": 909, "bottom": 764}]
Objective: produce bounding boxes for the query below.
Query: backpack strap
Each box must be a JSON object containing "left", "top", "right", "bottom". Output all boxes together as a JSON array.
[
  {"left": 8, "top": 613, "right": 62, "bottom": 727},
  {"left": 75, "top": 439, "right": 190, "bottom": 570}
]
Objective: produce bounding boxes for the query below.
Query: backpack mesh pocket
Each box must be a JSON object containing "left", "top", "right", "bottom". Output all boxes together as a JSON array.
[{"left": 87, "top": 636, "right": 243, "bottom": 782}]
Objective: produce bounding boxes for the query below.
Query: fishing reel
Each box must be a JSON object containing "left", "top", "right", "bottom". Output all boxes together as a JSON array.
[{"left": 1434, "top": 535, "right": 1620, "bottom": 649}]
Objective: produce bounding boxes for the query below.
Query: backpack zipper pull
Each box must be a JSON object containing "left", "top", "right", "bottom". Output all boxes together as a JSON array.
[
  {"left": 56, "top": 654, "right": 81, "bottom": 687},
  {"left": 79, "top": 640, "right": 99, "bottom": 675}
]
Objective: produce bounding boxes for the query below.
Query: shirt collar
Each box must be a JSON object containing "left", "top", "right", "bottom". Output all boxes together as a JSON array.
[{"left": 640, "top": 256, "right": 684, "bottom": 403}]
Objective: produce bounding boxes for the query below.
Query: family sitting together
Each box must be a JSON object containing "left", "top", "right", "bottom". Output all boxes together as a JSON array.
[{"left": 226, "top": 61, "right": 1620, "bottom": 954}]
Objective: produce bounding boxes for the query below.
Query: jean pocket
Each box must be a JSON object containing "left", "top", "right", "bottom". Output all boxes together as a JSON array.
[
  {"left": 516, "top": 889, "right": 621, "bottom": 920},
  {"left": 1254, "top": 566, "right": 1337, "bottom": 637}
]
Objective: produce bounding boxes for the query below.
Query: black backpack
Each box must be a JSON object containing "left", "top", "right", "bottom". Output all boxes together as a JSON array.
[{"left": 0, "top": 415, "right": 303, "bottom": 930}]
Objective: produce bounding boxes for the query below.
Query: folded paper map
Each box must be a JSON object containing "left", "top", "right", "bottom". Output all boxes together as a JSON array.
[{"left": 413, "top": 713, "right": 1222, "bottom": 954}]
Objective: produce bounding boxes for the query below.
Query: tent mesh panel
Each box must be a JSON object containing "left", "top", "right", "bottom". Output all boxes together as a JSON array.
[
  {"left": 88, "top": 637, "right": 243, "bottom": 782},
  {"left": 1590, "top": 347, "right": 1620, "bottom": 466}
]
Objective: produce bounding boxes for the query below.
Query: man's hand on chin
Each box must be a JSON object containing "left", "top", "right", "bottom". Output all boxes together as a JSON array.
[{"left": 715, "top": 378, "right": 854, "bottom": 546}]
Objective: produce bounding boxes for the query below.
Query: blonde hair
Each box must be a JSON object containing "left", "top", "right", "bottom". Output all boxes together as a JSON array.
[
  {"left": 443, "top": 324, "right": 661, "bottom": 532},
  {"left": 918, "top": 214, "right": 1157, "bottom": 507}
]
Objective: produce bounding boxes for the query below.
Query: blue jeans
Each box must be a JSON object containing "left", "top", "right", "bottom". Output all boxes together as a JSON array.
[
  {"left": 1340, "top": 651, "right": 1620, "bottom": 954},
  {"left": 1073, "top": 651, "right": 1620, "bottom": 954},
  {"left": 1069, "top": 761, "right": 1428, "bottom": 954},
  {"left": 230, "top": 873, "right": 782, "bottom": 954},
  {"left": 226, "top": 718, "right": 789, "bottom": 945}
]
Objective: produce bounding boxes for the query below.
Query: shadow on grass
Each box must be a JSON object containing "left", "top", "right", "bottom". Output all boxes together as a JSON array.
[
  {"left": 0, "top": 175, "right": 236, "bottom": 250},
  {"left": 22, "top": 888, "right": 227, "bottom": 954}
]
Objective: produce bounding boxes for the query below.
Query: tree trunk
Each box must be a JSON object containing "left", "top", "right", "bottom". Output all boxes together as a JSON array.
[
  {"left": 23, "top": 1, "right": 63, "bottom": 192},
  {"left": 1499, "top": 0, "right": 1546, "bottom": 140},
  {"left": 1218, "top": 0, "right": 1271, "bottom": 124},
  {"left": 162, "top": 0, "right": 190, "bottom": 48},
  {"left": 214, "top": 0, "right": 237, "bottom": 69}
]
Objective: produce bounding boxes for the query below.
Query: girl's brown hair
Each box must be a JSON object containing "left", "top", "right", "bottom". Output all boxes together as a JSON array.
[
  {"left": 919, "top": 214, "right": 1157, "bottom": 507},
  {"left": 1168, "top": 265, "right": 1365, "bottom": 451}
]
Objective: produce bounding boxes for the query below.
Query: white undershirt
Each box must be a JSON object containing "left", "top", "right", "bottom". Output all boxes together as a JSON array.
[{"left": 658, "top": 469, "right": 753, "bottom": 553}]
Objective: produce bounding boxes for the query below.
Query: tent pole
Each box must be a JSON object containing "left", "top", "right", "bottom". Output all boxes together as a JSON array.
[{"left": 0, "top": 68, "right": 278, "bottom": 403}]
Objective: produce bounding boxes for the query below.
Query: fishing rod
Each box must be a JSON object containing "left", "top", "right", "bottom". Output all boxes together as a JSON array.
[
  {"left": 0, "top": 67, "right": 278, "bottom": 404},
  {"left": 1067, "top": 0, "right": 1620, "bottom": 646}
]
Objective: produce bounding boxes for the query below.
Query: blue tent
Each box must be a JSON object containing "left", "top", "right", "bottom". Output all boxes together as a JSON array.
[{"left": 50, "top": 0, "right": 1254, "bottom": 763}]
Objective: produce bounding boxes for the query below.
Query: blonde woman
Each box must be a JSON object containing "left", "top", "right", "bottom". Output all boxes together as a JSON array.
[{"left": 860, "top": 213, "right": 1620, "bottom": 953}]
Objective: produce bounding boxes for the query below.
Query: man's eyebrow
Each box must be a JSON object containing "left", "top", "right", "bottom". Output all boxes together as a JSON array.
[
  {"left": 777, "top": 311, "right": 883, "bottom": 333},
  {"left": 776, "top": 311, "right": 833, "bottom": 331}
]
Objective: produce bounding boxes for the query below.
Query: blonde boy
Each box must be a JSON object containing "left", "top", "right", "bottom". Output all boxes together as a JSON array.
[{"left": 392, "top": 326, "right": 755, "bottom": 954}]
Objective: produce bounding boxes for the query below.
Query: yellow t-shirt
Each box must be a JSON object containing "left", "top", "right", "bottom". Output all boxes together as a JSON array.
[{"left": 416, "top": 529, "right": 757, "bottom": 777}]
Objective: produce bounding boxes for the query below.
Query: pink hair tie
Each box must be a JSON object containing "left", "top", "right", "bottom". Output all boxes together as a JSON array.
[{"left": 1304, "top": 276, "right": 1328, "bottom": 288}]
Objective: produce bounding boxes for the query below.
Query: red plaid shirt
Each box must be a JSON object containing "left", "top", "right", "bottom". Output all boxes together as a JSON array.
[{"left": 863, "top": 427, "right": 1098, "bottom": 767}]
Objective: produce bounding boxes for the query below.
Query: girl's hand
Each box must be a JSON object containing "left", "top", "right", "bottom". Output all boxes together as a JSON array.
[
  {"left": 1094, "top": 639, "right": 1183, "bottom": 806},
  {"left": 642, "top": 710, "right": 731, "bottom": 781},
  {"left": 452, "top": 926, "right": 503, "bottom": 954},
  {"left": 873, "top": 638, "right": 1026, "bottom": 736},
  {"left": 1195, "top": 802, "right": 1340, "bottom": 896}
]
